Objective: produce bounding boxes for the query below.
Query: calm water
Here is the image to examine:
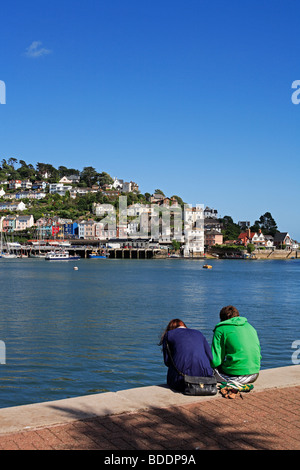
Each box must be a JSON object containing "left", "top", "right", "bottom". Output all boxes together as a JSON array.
[{"left": 0, "top": 257, "right": 299, "bottom": 408}]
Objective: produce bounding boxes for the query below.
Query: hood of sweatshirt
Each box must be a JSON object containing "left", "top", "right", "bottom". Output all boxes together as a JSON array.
[{"left": 213, "top": 316, "right": 248, "bottom": 330}]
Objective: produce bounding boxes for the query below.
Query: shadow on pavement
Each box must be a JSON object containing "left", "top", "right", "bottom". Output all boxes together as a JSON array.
[{"left": 47, "top": 393, "right": 280, "bottom": 450}]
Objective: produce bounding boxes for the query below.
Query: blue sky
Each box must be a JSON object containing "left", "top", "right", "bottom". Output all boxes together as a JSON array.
[{"left": 1, "top": 0, "right": 300, "bottom": 239}]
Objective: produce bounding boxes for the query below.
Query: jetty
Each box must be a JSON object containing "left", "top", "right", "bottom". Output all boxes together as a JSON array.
[{"left": 0, "top": 365, "right": 299, "bottom": 450}]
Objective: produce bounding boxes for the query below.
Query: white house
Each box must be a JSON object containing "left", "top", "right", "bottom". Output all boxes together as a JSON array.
[
  {"left": 15, "top": 215, "right": 34, "bottom": 231},
  {"left": 204, "top": 206, "right": 218, "bottom": 219},
  {"left": 93, "top": 203, "right": 116, "bottom": 217},
  {"left": 0, "top": 201, "right": 26, "bottom": 211},
  {"left": 122, "top": 181, "right": 139, "bottom": 193},
  {"left": 8, "top": 180, "right": 22, "bottom": 190},
  {"left": 184, "top": 205, "right": 204, "bottom": 228},
  {"left": 264, "top": 235, "right": 274, "bottom": 248},
  {"left": 59, "top": 175, "right": 80, "bottom": 185},
  {"left": 251, "top": 231, "right": 266, "bottom": 246},
  {"left": 111, "top": 177, "right": 124, "bottom": 190},
  {"left": 49, "top": 183, "right": 72, "bottom": 196},
  {"left": 127, "top": 203, "right": 151, "bottom": 217},
  {"left": 14, "top": 191, "right": 46, "bottom": 200},
  {"left": 21, "top": 180, "right": 32, "bottom": 190},
  {"left": 183, "top": 227, "right": 204, "bottom": 257}
]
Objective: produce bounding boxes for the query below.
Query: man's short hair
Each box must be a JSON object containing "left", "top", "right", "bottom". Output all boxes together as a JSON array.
[{"left": 219, "top": 305, "right": 240, "bottom": 321}]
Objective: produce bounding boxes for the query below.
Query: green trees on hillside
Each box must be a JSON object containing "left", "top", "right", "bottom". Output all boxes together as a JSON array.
[
  {"left": 250, "top": 212, "right": 278, "bottom": 236},
  {"left": 220, "top": 216, "right": 241, "bottom": 241}
]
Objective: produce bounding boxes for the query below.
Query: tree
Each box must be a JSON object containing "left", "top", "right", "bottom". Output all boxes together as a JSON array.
[
  {"left": 18, "top": 160, "right": 36, "bottom": 180},
  {"left": 80, "top": 166, "right": 99, "bottom": 187},
  {"left": 171, "top": 195, "right": 185, "bottom": 207},
  {"left": 247, "top": 243, "right": 255, "bottom": 254},
  {"left": 220, "top": 216, "right": 241, "bottom": 241},
  {"left": 98, "top": 171, "right": 114, "bottom": 188},
  {"left": 171, "top": 239, "right": 181, "bottom": 251},
  {"left": 251, "top": 212, "right": 278, "bottom": 236},
  {"left": 154, "top": 189, "right": 165, "bottom": 196}
]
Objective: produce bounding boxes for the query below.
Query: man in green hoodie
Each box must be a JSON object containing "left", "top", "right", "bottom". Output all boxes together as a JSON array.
[{"left": 211, "top": 305, "right": 261, "bottom": 384}]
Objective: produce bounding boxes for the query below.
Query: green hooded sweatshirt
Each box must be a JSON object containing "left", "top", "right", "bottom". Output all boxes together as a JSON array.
[{"left": 211, "top": 316, "right": 261, "bottom": 375}]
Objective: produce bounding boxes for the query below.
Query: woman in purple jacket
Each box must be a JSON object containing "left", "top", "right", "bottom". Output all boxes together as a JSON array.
[{"left": 159, "top": 319, "right": 214, "bottom": 393}]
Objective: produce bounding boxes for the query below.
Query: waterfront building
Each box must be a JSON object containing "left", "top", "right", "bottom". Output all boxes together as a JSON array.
[
  {"left": 63, "top": 221, "right": 78, "bottom": 238},
  {"left": 238, "top": 228, "right": 264, "bottom": 246},
  {"left": 1, "top": 215, "right": 16, "bottom": 232},
  {"left": 273, "top": 232, "right": 292, "bottom": 249},
  {"left": 205, "top": 229, "right": 223, "bottom": 247},
  {"left": 183, "top": 227, "right": 205, "bottom": 257},
  {"left": 15, "top": 215, "right": 35, "bottom": 231}
]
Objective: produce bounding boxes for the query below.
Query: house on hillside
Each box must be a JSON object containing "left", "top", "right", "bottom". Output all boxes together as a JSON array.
[
  {"left": 59, "top": 175, "right": 80, "bottom": 185},
  {"left": 49, "top": 183, "right": 72, "bottom": 196},
  {"left": 150, "top": 193, "right": 164, "bottom": 204},
  {"left": 238, "top": 229, "right": 266, "bottom": 246},
  {"left": 8, "top": 180, "right": 22, "bottom": 190},
  {"left": 32, "top": 181, "right": 47, "bottom": 190},
  {"left": 273, "top": 232, "right": 292, "bottom": 249},
  {"left": 15, "top": 215, "right": 34, "bottom": 231},
  {"left": 1, "top": 215, "right": 16, "bottom": 232},
  {"left": 0, "top": 201, "right": 26, "bottom": 212},
  {"left": 204, "top": 206, "right": 218, "bottom": 219},
  {"left": 264, "top": 235, "right": 274, "bottom": 248},
  {"left": 205, "top": 229, "right": 223, "bottom": 247}
]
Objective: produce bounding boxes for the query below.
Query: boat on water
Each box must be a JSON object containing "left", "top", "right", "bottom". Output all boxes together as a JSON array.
[
  {"left": 45, "top": 250, "right": 81, "bottom": 261},
  {"left": 203, "top": 264, "right": 212, "bottom": 269},
  {"left": 1, "top": 251, "right": 18, "bottom": 259},
  {"left": 30, "top": 252, "right": 46, "bottom": 258},
  {"left": 88, "top": 250, "right": 107, "bottom": 259}
]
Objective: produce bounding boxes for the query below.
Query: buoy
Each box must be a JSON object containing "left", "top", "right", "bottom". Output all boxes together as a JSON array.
[{"left": 73, "top": 266, "right": 78, "bottom": 270}]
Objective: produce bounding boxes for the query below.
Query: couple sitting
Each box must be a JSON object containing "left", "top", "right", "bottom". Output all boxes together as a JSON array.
[{"left": 160, "top": 305, "right": 261, "bottom": 394}]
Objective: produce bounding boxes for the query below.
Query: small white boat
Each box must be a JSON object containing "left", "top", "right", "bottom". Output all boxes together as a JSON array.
[
  {"left": 1, "top": 252, "right": 18, "bottom": 259},
  {"left": 88, "top": 250, "right": 107, "bottom": 259},
  {"left": 45, "top": 250, "right": 81, "bottom": 261}
]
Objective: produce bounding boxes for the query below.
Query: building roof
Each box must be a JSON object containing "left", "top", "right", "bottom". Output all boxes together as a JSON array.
[
  {"left": 274, "top": 232, "right": 289, "bottom": 242},
  {"left": 238, "top": 231, "right": 255, "bottom": 239}
]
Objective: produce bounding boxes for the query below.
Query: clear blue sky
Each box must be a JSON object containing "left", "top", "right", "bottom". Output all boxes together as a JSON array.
[{"left": 1, "top": 0, "right": 299, "bottom": 239}]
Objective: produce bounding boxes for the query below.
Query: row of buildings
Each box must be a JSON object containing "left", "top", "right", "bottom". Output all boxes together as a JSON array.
[
  {"left": 1, "top": 174, "right": 298, "bottom": 254},
  {"left": 0, "top": 176, "right": 139, "bottom": 200},
  {"left": 1, "top": 204, "right": 298, "bottom": 254}
]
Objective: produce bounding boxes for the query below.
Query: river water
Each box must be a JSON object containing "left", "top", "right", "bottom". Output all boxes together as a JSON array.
[{"left": 0, "top": 257, "right": 299, "bottom": 408}]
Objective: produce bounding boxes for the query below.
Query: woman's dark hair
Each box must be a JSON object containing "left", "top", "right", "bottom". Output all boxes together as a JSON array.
[
  {"left": 219, "top": 305, "right": 240, "bottom": 322},
  {"left": 158, "top": 319, "right": 187, "bottom": 345}
]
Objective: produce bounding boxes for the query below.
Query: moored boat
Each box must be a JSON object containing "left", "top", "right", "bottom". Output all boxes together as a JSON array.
[
  {"left": 88, "top": 250, "right": 107, "bottom": 259},
  {"left": 45, "top": 250, "right": 81, "bottom": 261}
]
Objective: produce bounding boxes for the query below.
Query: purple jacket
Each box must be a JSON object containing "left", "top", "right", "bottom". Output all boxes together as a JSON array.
[{"left": 163, "top": 327, "right": 214, "bottom": 392}]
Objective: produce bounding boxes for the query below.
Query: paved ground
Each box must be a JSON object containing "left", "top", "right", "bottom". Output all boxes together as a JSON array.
[{"left": 0, "top": 384, "right": 299, "bottom": 451}]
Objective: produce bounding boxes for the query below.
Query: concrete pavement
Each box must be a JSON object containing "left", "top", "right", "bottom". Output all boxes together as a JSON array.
[{"left": 0, "top": 365, "right": 299, "bottom": 450}]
